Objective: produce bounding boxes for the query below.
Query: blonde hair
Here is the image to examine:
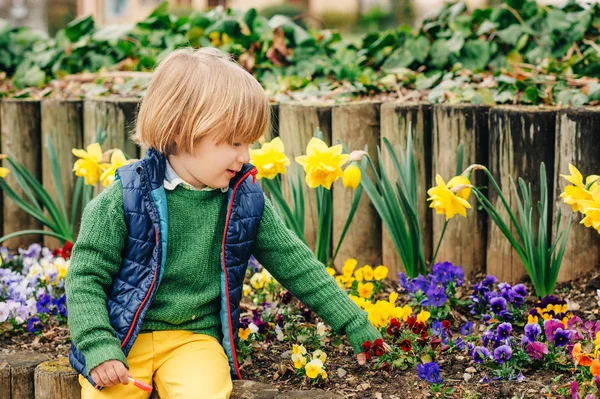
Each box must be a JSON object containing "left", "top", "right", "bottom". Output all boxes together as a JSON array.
[{"left": 133, "top": 47, "right": 270, "bottom": 155}]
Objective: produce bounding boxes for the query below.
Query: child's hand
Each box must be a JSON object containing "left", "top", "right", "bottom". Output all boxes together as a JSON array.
[
  {"left": 356, "top": 352, "right": 367, "bottom": 365},
  {"left": 90, "top": 359, "right": 132, "bottom": 387}
]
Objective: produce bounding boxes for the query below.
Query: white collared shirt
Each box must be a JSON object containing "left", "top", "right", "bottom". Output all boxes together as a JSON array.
[{"left": 164, "top": 159, "right": 228, "bottom": 193}]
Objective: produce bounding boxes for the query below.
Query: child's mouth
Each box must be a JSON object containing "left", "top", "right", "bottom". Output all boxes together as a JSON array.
[{"left": 226, "top": 169, "right": 236, "bottom": 177}]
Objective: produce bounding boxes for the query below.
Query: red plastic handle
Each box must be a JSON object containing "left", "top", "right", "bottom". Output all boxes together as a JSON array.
[{"left": 128, "top": 377, "right": 153, "bottom": 392}]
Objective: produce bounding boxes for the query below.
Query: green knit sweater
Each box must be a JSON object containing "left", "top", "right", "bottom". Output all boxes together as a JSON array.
[{"left": 66, "top": 180, "right": 381, "bottom": 373}]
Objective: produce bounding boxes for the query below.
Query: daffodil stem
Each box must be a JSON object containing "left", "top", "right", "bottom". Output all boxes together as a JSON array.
[{"left": 430, "top": 220, "right": 448, "bottom": 270}]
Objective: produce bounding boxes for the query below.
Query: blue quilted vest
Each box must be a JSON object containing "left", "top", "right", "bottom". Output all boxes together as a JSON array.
[{"left": 69, "top": 148, "right": 265, "bottom": 389}]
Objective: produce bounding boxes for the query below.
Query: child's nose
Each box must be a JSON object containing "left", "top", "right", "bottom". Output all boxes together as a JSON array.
[{"left": 238, "top": 146, "right": 250, "bottom": 164}]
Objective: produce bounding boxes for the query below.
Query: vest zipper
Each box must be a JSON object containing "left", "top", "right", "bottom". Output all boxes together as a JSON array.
[{"left": 221, "top": 167, "right": 257, "bottom": 380}]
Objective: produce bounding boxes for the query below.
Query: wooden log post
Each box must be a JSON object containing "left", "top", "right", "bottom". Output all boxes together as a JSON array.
[
  {"left": 487, "top": 106, "right": 556, "bottom": 283},
  {"left": 41, "top": 99, "right": 84, "bottom": 249},
  {"left": 380, "top": 102, "right": 433, "bottom": 277},
  {"left": 0, "top": 352, "right": 49, "bottom": 399},
  {"left": 278, "top": 103, "right": 332, "bottom": 251},
  {"left": 432, "top": 104, "right": 489, "bottom": 278},
  {"left": 0, "top": 99, "right": 43, "bottom": 249},
  {"left": 554, "top": 108, "right": 600, "bottom": 282},
  {"left": 34, "top": 358, "right": 79, "bottom": 399},
  {"left": 332, "top": 101, "right": 382, "bottom": 268}
]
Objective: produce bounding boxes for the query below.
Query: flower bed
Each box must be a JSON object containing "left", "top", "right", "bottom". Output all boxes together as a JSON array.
[{"left": 3, "top": 244, "right": 600, "bottom": 397}]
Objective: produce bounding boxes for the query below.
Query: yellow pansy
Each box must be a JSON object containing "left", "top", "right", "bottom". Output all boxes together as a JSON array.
[
  {"left": 358, "top": 282, "right": 374, "bottom": 299},
  {"left": 312, "top": 349, "right": 327, "bottom": 363},
  {"left": 528, "top": 314, "right": 539, "bottom": 325},
  {"left": 388, "top": 292, "right": 398, "bottom": 305},
  {"left": 100, "top": 149, "right": 132, "bottom": 187},
  {"left": 249, "top": 137, "right": 291, "bottom": 180},
  {"left": 72, "top": 143, "right": 104, "bottom": 186},
  {"left": 417, "top": 310, "right": 431, "bottom": 323},
  {"left": 374, "top": 265, "right": 388, "bottom": 281},
  {"left": 354, "top": 268, "right": 364, "bottom": 282},
  {"left": 395, "top": 305, "right": 413, "bottom": 322},
  {"left": 350, "top": 295, "right": 366, "bottom": 308},
  {"left": 342, "top": 164, "right": 361, "bottom": 189},
  {"left": 292, "top": 353, "right": 306, "bottom": 369},
  {"left": 295, "top": 137, "right": 349, "bottom": 189},
  {"left": 325, "top": 267, "right": 336, "bottom": 276},
  {"left": 304, "top": 358, "right": 324, "bottom": 379},
  {"left": 250, "top": 273, "right": 265, "bottom": 289},
  {"left": 293, "top": 344, "right": 307, "bottom": 356},
  {"left": 320, "top": 370, "right": 328, "bottom": 379},
  {"left": 362, "top": 265, "right": 374, "bottom": 281},
  {"left": 238, "top": 327, "right": 251, "bottom": 340},
  {"left": 342, "top": 258, "right": 357, "bottom": 277},
  {"left": 427, "top": 174, "right": 472, "bottom": 220}
]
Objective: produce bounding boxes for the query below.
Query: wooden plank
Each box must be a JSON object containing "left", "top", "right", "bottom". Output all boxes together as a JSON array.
[
  {"left": 278, "top": 102, "right": 332, "bottom": 251},
  {"left": 41, "top": 99, "right": 84, "bottom": 249},
  {"left": 487, "top": 106, "right": 556, "bottom": 283},
  {"left": 554, "top": 107, "right": 600, "bottom": 282},
  {"left": 431, "top": 104, "right": 488, "bottom": 278},
  {"left": 380, "top": 102, "right": 433, "bottom": 277},
  {"left": 332, "top": 101, "right": 382, "bottom": 268},
  {"left": 0, "top": 99, "right": 43, "bottom": 249}
]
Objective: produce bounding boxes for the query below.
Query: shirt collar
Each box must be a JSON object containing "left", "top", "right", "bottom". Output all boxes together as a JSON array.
[{"left": 164, "top": 159, "right": 228, "bottom": 193}]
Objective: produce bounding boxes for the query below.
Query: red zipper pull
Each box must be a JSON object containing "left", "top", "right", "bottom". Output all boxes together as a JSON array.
[{"left": 250, "top": 168, "right": 258, "bottom": 184}]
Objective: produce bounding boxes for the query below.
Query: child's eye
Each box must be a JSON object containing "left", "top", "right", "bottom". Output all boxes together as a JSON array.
[{"left": 233, "top": 143, "right": 242, "bottom": 147}]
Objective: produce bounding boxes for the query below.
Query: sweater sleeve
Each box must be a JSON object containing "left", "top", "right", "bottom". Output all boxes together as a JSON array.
[
  {"left": 252, "top": 195, "right": 382, "bottom": 353},
  {"left": 65, "top": 180, "right": 129, "bottom": 372}
]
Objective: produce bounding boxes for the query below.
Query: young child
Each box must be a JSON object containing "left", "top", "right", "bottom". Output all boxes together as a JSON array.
[{"left": 66, "top": 47, "right": 382, "bottom": 399}]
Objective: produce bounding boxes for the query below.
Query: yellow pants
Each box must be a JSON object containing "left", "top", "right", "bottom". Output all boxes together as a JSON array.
[{"left": 79, "top": 331, "right": 233, "bottom": 399}]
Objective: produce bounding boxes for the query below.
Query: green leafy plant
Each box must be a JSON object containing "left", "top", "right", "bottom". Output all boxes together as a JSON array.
[{"left": 471, "top": 162, "right": 571, "bottom": 297}]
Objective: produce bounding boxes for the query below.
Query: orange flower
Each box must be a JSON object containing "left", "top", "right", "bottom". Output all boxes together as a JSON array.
[
  {"left": 591, "top": 359, "right": 600, "bottom": 377},
  {"left": 572, "top": 343, "right": 593, "bottom": 367}
]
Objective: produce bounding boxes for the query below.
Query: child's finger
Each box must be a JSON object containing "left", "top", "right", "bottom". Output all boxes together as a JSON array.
[{"left": 113, "top": 363, "right": 130, "bottom": 385}]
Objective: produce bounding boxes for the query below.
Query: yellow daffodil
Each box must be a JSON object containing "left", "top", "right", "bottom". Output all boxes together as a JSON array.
[
  {"left": 427, "top": 174, "right": 472, "bottom": 220},
  {"left": 358, "top": 282, "right": 374, "bottom": 299},
  {"left": 342, "top": 164, "right": 361, "bottom": 189},
  {"left": 0, "top": 154, "right": 9, "bottom": 178},
  {"left": 295, "top": 137, "right": 349, "bottom": 189},
  {"left": 249, "top": 137, "right": 291, "bottom": 179},
  {"left": 99, "top": 149, "right": 132, "bottom": 187},
  {"left": 374, "top": 265, "right": 388, "bottom": 281},
  {"left": 417, "top": 310, "right": 431, "bottom": 323},
  {"left": 305, "top": 358, "right": 324, "bottom": 379},
  {"left": 354, "top": 268, "right": 364, "bottom": 282},
  {"left": 312, "top": 349, "right": 327, "bottom": 363},
  {"left": 362, "top": 265, "right": 374, "bottom": 281},
  {"left": 561, "top": 164, "right": 598, "bottom": 213},
  {"left": 72, "top": 143, "right": 104, "bottom": 186},
  {"left": 325, "top": 267, "right": 336, "bottom": 276},
  {"left": 342, "top": 258, "right": 357, "bottom": 277},
  {"left": 238, "top": 327, "right": 251, "bottom": 340},
  {"left": 580, "top": 185, "right": 600, "bottom": 234}
]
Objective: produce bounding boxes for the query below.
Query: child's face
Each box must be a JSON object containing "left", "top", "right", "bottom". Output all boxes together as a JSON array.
[{"left": 168, "top": 130, "right": 251, "bottom": 190}]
